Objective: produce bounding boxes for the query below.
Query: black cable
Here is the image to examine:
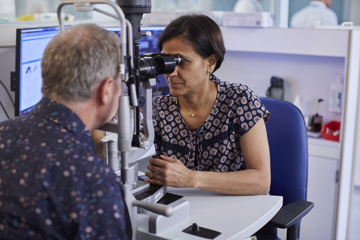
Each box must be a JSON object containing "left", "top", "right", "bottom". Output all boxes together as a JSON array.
[
  {"left": 0, "top": 78, "right": 15, "bottom": 107},
  {"left": 0, "top": 100, "right": 11, "bottom": 119}
]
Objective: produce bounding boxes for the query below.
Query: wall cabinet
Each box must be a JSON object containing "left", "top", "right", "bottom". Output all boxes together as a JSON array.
[
  {"left": 302, "top": 139, "right": 340, "bottom": 240},
  {"left": 304, "top": 155, "right": 338, "bottom": 240}
]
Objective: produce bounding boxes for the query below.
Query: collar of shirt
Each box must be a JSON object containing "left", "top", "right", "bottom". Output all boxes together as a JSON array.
[
  {"left": 310, "top": 1, "right": 327, "bottom": 8},
  {"left": 31, "top": 97, "right": 93, "bottom": 143}
]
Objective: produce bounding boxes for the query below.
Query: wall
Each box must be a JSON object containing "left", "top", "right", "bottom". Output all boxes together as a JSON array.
[
  {"left": 355, "top": 111, "right": 360, "bottom": 186},
  {"left": 215, "top": 50, "right": 345, "bottom": 124},
  {"left": 354, "top": 52, "right": 360, "bottom": 186},
  {"left": 331, "top": 0, "right": 344, "bottom": 24},
  {"left": 211, "top": 0, "right": 237, "bottom": 11},
  {"left": 0, "top": 47, "right": 15, "bottom": 122},
  {"left": 0, "top": 0, "right": 15, "bottom": 21},
  {"left": 346, "top": 0, "right": 360, "bottom": 25}
]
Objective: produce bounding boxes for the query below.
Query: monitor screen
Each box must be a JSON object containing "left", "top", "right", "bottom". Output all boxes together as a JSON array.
[{"left": 15, "top": 25, "right": 167, "bottom": 116}]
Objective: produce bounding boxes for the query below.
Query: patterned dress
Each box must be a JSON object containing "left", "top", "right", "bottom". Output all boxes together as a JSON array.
[
  {"left": 153, "top": 74, "right": 269, "bottom": 172},
  {"left": 0, "top": 98, "right": 128, "bottom": 240}
]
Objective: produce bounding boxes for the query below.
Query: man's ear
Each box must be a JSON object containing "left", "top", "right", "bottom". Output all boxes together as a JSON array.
[
  {"left": 96, "top": 77, "right": 114, "bottom": 106},
  {"left": 207, "top": 53, "right": 218, "bottom": 73}
]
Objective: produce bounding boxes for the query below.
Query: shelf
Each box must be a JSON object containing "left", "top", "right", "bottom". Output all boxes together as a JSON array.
[
  {"left": 221, "top": 27, "right": 350, "bottom": 58},
  {"left": 0, "top": 22, "right": 59, "bottom": 47},
  {"left": 0, "top": 21, "right": 119, "bottom": 47}
]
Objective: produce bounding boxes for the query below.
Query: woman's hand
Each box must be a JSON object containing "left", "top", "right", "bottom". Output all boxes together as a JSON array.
[{"left": 144, "top": 155, "right": 196, "bottom": 188}]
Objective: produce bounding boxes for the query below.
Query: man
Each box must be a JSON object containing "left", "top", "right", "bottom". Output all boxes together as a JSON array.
[
  {"left": 0, "top": 24, "right": 128, "bottom": 239},
  {"left": 291, "top": 0, "right": 338, "bottom": 28}
]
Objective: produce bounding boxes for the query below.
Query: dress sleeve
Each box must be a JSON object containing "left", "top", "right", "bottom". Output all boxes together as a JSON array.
[{"left": 234, "top": 85, "right": 270, "bottom": 137}]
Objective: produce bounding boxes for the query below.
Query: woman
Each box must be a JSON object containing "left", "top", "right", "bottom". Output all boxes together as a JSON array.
[
  {"left": 234, "top": 0, "right": 263, "bottom": 13},
  {"left": 144, "top": 14, "right": 271, "bottom": 196}
]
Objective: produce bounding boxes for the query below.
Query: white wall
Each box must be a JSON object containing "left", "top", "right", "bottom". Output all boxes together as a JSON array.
[
  {"left": 0, "top": 0, "right": 15, "bottom": 21},
  {"left": 347, "top": 0, "right": 360, "bottom": 186},
  {"left": 215, "top": 50, "right": 345, "bottom": 124},
  {"left": 347, "top": 0, "right": 360, "bottom": 25},
  {"left": 354, "top": 115, "right": 360, "bottom": 186},
  {"left": 354, "top": 54, "right": 360, "bottom": 187}
]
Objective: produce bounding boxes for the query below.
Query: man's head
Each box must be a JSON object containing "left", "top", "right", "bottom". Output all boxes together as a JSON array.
[
  {"left": 41, "top": 23, "right": 120, "bottom": 101},
  {"left": 41, "top": 24, "right": 122, "bottom": 129},
  {"left": 317, "top": 0, "right": 332, "bottom": 8}
]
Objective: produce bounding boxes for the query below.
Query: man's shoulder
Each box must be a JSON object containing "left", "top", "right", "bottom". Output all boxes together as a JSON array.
[
  {"left": 0, "top": 114, "right": 35, "bottom": 137},
  {"left": 325, "top": 7, "right": 338, "bottom": 19},
  {"left": 0, "top": 117, "right": 14, "bottom": 131}
]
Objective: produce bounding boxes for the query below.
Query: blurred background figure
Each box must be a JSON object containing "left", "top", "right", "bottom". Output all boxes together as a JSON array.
[
  {"left": 290, "top": 0, "right": 338, "bottom": 28},
  {"left": 233, "top": 0, "right": 263, "bottom": 13}
]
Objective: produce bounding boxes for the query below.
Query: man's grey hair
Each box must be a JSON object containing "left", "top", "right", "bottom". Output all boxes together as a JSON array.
[{"left": 41, "top": 23, "right": 120, "bottom": 102}]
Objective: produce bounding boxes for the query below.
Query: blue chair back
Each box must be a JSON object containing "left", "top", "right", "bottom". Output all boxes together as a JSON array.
[{"left": 259, "top": 97, "right": 308, "bottom": 206}]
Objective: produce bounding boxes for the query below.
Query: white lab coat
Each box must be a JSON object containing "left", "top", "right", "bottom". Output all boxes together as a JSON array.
[
  {"left": 290, "top": 1, "right": 338, "bottom": 28},
  {"left": 233, "top": 0, "right": 263, "bottom": 13}
]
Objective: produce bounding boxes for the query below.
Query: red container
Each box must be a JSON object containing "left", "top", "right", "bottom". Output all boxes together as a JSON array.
[{"left": 321, "top": 121, "right": 341, "bottom": 142}]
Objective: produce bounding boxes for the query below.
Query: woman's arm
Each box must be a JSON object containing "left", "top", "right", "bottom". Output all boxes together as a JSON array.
[{"left": 144, "top": 118, "right": 271, "bottom": 195}]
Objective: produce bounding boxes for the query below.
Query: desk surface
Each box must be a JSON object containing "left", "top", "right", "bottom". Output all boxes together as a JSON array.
[{"left": 138, "top": 187, "right": 283, "bottom": 240}]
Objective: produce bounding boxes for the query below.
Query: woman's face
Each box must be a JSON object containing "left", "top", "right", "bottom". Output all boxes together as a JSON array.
[{"left": 161, "top": 37, "right": 211, "bottom": 97}]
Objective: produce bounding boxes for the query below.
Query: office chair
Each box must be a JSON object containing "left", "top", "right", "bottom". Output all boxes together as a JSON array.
[{"left": 259, "top": 97, "right": 314, "bottom": 240}]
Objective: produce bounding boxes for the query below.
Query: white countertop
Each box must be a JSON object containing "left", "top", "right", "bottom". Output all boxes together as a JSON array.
[{"left": 137, "top": 187, "right": 283, "bottom": 240}]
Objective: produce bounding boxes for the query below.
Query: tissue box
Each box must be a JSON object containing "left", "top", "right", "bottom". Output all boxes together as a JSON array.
[{"left": 222, "top": 12, "right": 274, "bottom": 28}]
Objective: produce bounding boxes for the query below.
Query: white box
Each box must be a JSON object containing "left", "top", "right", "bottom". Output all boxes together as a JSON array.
[
  {"left": 222, "top": 12, "right": 274, "bottom": 28},
  {"left": 142, "top": 10, "right": 215, "bottom": 26}
]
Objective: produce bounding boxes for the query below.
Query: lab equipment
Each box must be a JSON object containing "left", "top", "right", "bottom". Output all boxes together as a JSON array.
[
  {"left": 183, "top": 223, "right": 222, "bottom": 239},
  {"left": 139, "top": 53, "right": 183, "bottom": 79},
  {"left": 308, "top": 98, "right": 323, "bottom": 133}
]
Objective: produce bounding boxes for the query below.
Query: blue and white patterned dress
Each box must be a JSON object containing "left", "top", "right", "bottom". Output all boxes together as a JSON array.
[
  {"left": 0, "top": 98, "right": 128, "bottom": 240},
  {"left": 153, "top": 74, "right": 269, "bottom": 172}
]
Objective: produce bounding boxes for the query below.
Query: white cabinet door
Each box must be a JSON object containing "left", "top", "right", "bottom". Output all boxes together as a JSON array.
[{"left": 301, "top": 155, "right": 338, "bottom": 240}]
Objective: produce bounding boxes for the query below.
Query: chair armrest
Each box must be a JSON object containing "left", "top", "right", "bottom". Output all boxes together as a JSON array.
[{"left": 269, "top": 200, "right": 314, "bottom": 229}]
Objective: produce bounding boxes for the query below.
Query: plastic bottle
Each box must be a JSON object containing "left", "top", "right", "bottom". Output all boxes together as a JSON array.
[{"left": 329, "top": 75, "right": 343, "bottom": 114}]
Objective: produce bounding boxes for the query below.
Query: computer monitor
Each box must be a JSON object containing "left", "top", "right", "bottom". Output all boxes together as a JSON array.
[{"left": 14, "top": 25, "right": 167, "bottom": 116}]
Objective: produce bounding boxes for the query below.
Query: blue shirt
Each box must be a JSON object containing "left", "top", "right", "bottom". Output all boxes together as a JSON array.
[
  {"left": 153, "top": 74, "right": 269, "bottom": 172},
  {"left": 290, "top": 1, "right": 338, "bottom": 28},
  {"left": 0, "top": 98, "right": 128, "bottom": 240}
]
